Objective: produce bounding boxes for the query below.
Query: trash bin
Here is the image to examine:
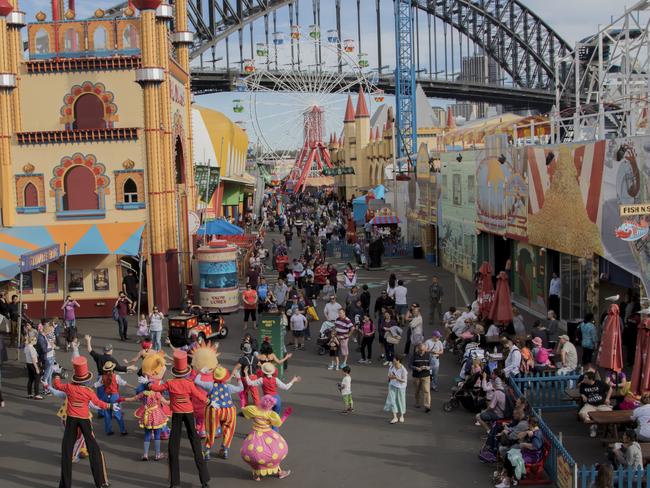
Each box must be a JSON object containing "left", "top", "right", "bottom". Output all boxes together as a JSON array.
[{"left": 413, "top": 245, "right": 423, "bottom": 259}]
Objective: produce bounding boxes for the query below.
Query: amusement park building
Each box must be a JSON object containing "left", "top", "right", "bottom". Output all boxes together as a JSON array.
[
  {"left": 0, "top": 0, "right": 196, "bottom": 316},
  {"left": 192, "top": 106, "right": 254, "bottom": 221}
]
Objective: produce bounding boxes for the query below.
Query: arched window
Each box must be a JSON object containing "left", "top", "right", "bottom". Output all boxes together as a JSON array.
[
  {"left": 122, "top": 25, "right": 139, "bottom": 50},
  {"left": 63, "top": 28, "right": 80, "bottom": 52},
  {"left": 34, "top": 29, "right": 49, "bottom": 54},
  {"left": 123, "top": 178, "right": 138, "bottom": 203},
  {"left": 175, "top": 138, "right": 185, "bottom": 184},
  {"left": 63, "top": 166, "right": 98, "bottom": 211},
  {"left": 24, "top": 183, "right": 38, "bottom": 207},
  {"left": 73, "top": 93, "right": 105, "bottom": 130},
  {"left": 93, "top": 27, "right": 107, "bottom": 51}
]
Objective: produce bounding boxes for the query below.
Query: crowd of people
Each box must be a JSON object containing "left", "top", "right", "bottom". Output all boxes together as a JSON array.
[{"left": 3, "top": 189, "right": 650, "bottom": 488}]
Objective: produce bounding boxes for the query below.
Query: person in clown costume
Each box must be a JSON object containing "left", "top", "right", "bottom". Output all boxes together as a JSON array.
[
  {"left": 187, "top": 341, "right": 220, "bottom": 438},
  {"left": 194, "top": 363, "right": 244, "bottom": 460},
  {"left": 122, "top": 351, "right": 171, "bottom": 460},
  {"left": 240, "top": 394, "right": 292, "bottom": 481}
]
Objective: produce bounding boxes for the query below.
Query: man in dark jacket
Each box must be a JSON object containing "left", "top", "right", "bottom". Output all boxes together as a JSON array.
[
  {"left": 374, "top": 290, "right": 395, "bottom": 319},
  {"left": 84, "top": 335, "right": 135, "bottom": 374}
]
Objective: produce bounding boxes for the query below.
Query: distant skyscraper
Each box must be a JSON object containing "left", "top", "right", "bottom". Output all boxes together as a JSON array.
[{"left": 457, "top": 54, "right": 499, "bottom": 84}]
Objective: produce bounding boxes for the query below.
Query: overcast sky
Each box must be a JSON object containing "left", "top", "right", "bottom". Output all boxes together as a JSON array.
[{"left": 20, "top": 0, "right": 626, "bottom": 46}]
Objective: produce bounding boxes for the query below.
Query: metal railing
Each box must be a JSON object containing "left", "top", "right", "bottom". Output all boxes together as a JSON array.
[
  {"left": 512, "top": 372, "right": 582, "bottom": 411},
  {"left": 579, "top": 465, "right": 650, "bottom": 488},
  {"left": 510, "top": 378, "right": 578, "bottom": 487}
]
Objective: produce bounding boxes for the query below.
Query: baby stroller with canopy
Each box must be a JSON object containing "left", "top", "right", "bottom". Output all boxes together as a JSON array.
[
  {"left": 317, "top": 321, "right": 335, "bottom": 355},
  {"left": 443, "top": 371, "right": 487, "bottom": 413}
]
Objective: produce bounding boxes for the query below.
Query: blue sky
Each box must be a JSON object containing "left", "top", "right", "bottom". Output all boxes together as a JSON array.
[{"left": 19, "top": 0, "right": 625, "bottom": 150}]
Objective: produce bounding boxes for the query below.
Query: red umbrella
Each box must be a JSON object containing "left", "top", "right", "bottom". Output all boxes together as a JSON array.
[
  {"left": 477, "top": 261, "right": 494, "bottom": 319},
  {"left": 631, "top": 317, "right": 650, "bottom": 395},
  {"left": 488, "top": 271, "right": 513, "bottom": 324},
  {"left": 596, "top": 303, "right": 624, "bottom": 373}
]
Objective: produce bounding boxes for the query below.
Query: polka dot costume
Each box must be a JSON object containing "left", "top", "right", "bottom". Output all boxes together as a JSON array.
[{"left": 239, "top": 406, "right": 288, "bottom": 476}]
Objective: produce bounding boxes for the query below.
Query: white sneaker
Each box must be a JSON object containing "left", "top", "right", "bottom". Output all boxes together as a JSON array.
[
  {"left": 474, "top": 421, "right": 481, "bottom": 427},
  {"left": 398, "top": 416, "right": 404, "bottom": 423},
  {"left": 589, "top": 425, "right": 598, "bottom": 438},
  {"left": 358, "top": 359, "right": 367, "bottom": 364},
  {"left": 383, "top": 361, "right": 390, "bottom": 366},
  {"left": 327, "top": 364, "right": 335, "bottom": 370},
  {"left": 495, "top": 481, "right": 511, "bottom": 488}
]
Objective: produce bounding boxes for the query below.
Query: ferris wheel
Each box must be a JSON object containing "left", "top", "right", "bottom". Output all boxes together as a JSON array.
[{"left": 233, "top": 25, "right": 384, "bottom": 176}]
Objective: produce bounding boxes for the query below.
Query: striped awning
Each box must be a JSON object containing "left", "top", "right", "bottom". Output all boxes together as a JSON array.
[
  {"left": 369, "top": 215, "right": 400, "bottom": 225},
  {"left": 0, "top": 223, "right": 145, "bottom": 281}
]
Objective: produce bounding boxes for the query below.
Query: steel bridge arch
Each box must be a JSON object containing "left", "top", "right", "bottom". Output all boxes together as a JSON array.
[{"left": 177, "top": 0, "right": 571, "bottom": 91}]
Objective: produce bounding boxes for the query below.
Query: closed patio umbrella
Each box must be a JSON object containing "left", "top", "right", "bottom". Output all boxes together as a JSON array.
[
  {"left": 477, "top": 261, "right": 494, "bottom": 319},
  {"left": 631, "top": 316, "right": 650, "bottom": 395},
  {"left": 488, "top": 271, "right": 513, "bottom": 325},
  {"left": 596, "top": 303, "right": 624, "bottom": 373}
]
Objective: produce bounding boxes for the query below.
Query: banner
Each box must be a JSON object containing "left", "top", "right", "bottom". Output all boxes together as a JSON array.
[{"left": 195, "top": 165, "right": 221, "bottom": 203}]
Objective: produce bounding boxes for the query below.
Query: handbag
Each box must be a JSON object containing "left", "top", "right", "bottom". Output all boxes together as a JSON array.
[
  {"left": 384, "top": 330, "right": 402, "bottom": 345},
  {"left": 111, "top": 307, "right": 120, "bottom": 321}
]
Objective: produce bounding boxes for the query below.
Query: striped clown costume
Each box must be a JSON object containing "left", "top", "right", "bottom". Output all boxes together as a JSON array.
[{"left": 194, "top": 367, "right": 244, "bottom": 460}]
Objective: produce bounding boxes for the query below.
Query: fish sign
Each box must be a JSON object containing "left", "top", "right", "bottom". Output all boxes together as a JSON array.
[{"left": 615, "top": 221, "right": 649, "bottom": 242}]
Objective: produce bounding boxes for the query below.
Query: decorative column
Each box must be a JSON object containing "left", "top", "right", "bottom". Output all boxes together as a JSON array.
[
  {"left": 0, "top": 0, "right": 16, "bottom": 227},
  {"left": 173, "top": 0, "right": 196, "bottom": 286},
  {"left": 133, "top": 0, "right": 169, "bottom": 312},
  {"left": 155, "top": 2, "right": 183, "bottom": 307},
  {"left": 6, "top": 1, "right": 23, "bottom": 131}
]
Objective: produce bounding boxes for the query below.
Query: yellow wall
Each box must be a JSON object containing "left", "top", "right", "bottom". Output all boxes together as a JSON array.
[
  {"left": 10, "top": 140, "right": 147, "bottom": 225},
  {"left": 18, "top": 70, "right": 144, "bottom": 132},
  {"left": 194, "top": 105, "right": 248, "bottom": 177}
]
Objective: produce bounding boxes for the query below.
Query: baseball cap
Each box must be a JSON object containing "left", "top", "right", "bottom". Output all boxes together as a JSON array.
[
  {"left": 103, "top": 344, "right": 113, "bottom": 353},
  {"left": 559, "top": 334, "right": 570, "bottom": 341},
  {"left": 432, "top": 330, "right": 442, "bottom": 337}
]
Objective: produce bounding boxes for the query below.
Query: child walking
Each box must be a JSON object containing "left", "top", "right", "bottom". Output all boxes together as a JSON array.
[
  {"left": 327, "top": 328, "right": 340, "bottom": 371},
  {"left": 136, "top": 314, "right": 149, "bottom": 343},
  {"left": 338, "top": 366, "right": 353, "bottom": 414}
]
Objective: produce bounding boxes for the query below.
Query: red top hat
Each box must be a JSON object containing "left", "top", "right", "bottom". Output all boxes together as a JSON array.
[
  {"left": 72, "top": 356, "right": 93, "bottom": 383},
  {"left": 172, "top": 350, "right": 191, "bottom": 377}
]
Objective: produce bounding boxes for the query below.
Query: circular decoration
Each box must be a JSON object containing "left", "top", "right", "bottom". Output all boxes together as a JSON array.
[
  {"left": 93, "top": 167, "right": 102, "bottom": 175},
  {"left": 124, "top": 6, "right": 135, "bottom": 17},
  {"left": 35, "top": 11, "right": 46, "bottom": 21},
  {"left": 94, "top": 9, "right": 105, "bottom": 18},
  {"left": 63, "top": 159, "right": 72, "bottom": 168},
  {"left": 64, "top": 9, "right": 75, "bottom": 20},
  {"left": 122, "top": 159, "right": 135, "bottom": 169},
  {"left": 22, "top": 163, "right": 35, "bottom": 174}
]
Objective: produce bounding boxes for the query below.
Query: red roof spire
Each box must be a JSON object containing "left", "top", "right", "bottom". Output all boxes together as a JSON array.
[
  {"left": 344, "top": 95, "right": 355, "bottom": 122},
  {"left": 355, "top": 86, "right": 369, "bottom": 118},
  {"left": 446, "top": 106, "right": 456, "bottom": 129}
]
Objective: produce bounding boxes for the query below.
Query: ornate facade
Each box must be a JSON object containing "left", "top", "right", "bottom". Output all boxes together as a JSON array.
[{"left": 0, "top": 0, "right": 196, "bottom": 315}]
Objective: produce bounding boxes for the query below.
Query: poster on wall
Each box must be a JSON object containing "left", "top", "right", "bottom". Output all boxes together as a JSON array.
[
  {"left": 68, "top": 269, "right": 84, "bottom": 292},
  {"left": 512, "top": 241, "right": 547, "bottom": 314},
  {"left": 47, "top": 270, "right": 58, "bottom": 293},
  {"left": 21, "top": 272, "right": 33, "bottom": 294},
  {"left": 93, "top": 269, "right": 110, "bottom": 291},
  {"left": 600, "top": 137, "right": 650, "bottom": 294},
  {"left": 527, "top": 141, "right": 606, "bottom": 258},
  {"left": 476, "top": 135, "right": 528, "bottom": 239}
]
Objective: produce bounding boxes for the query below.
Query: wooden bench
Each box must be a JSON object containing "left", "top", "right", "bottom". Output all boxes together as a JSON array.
[{"left": 588, "top": 410, "right": 634, "bottom": 441}]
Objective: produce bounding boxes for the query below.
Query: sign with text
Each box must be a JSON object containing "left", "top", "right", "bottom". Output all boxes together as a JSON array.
[
  {"left": 195, "top": 165, "right": 221, "bottom": 203},
  {"left": 258, "top": 312, "right": 285, "bottom": 378},
  {"left": 19, "top": 244, "right": 60, "bottom": 273},
  {"left": 620, "top": 203, "right": 650, "bottom": 216},
  {"left": 322, "top": 166, "right": 355, "bottom": 176},
  {"left": 556, "top": 453, "right": 576, "bottom": 488}
]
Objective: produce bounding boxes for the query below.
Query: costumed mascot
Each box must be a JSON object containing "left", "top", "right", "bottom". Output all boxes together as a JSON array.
[
  {"left": 189, "top": 341, "right": 219, "bottom": 438},
  {"left": 122, "top": 351, "right": 171, "bottom": 460},
  {"left": 194, "top": 363, "right": 244, "bottom": 460}
]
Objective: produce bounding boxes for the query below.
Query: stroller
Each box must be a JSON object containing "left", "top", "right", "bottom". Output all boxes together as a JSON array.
[
  {"left": 443, "top": 370, "right": 487, "bottom": 413},
  {"left": 317, "top": 321, "right": 335, "bottom": 355}
]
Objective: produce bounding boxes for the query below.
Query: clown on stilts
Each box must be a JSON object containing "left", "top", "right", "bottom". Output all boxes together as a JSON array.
[
  {"left": 194, "top": 363, "right": 244, "bottom": 460},
  {"left": 53, "top": 356, "right": 112, "bottom": 488},
  {"left": 148, "top": 350, "right": 211, "bottom": 488}
]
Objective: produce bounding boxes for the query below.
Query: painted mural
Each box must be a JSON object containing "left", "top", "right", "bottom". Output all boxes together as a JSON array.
[
  {"left": 476, "top": 135, "right": 527, "bottom": 239},
  {"left": 527, "top": 141, "right": 606, "bottom": 258},
  {"left": 600, "top": 136, "right": 650, "bottom": 294},
  {"left": 440, "top": 151, "right": 477, "bottom": 281},
  {"left": 512, "top": 241, "right": 548, "bottom": 314}
]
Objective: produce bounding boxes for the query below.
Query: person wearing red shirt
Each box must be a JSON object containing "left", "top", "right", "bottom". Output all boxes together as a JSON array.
[
  {"left": 53, "top": 356, "right": 111, "bottom": 488},
  {"left": 149, "top": 350, "right": 210, "bottom": 488},
  {"left": 242, "top": 284, "right": 258, "bottom": 330}
]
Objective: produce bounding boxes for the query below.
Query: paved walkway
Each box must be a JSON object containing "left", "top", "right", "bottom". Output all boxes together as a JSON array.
[{"left": 0, "top": 231, "right": 593, "bottom": 487}]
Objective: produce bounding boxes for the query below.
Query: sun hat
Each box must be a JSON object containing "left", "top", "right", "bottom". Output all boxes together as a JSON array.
[
  {"left": 102, "top": 361, "right": 116, "bottom": 372},
  {"left": 261, "top": 362, "right": 277, "bottom": 376},
  {"left": 531, "top": 337, "right": 543, "bottom": 347}
]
